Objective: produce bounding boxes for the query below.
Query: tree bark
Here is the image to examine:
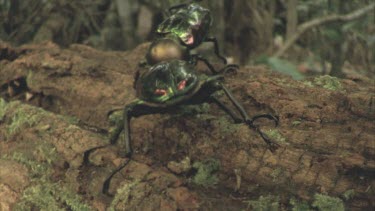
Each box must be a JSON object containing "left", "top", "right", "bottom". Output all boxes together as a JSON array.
[{"left": 0, "top": 42, "right": 374, "bottom": 209}]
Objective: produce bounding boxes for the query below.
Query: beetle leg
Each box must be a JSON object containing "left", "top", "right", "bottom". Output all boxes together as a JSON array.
[
  {"left": 82, "top": 108, "right": 125, "bottom": 166},
  {"left": 103, "top": 101, "right": 169, "bottom": 195},
  {"left": 218, "top": 84, "right": 280, "bottom": 152},
  {"left": 191, "top": 54, "right": 239, "bottom": 75},
  {"left": 191, "top": 54, "right": 218, "bottom": 74},
  {"left": 168, "top": 3, "right": 188, "bottom": 14},
  {"left": 100, "top": 102, "right": 138, "bottom": 195},
  {"left": 82, "top": 145, "right": 110, "bottom": 165},
  {"left": 210, "top": 97, "right": 278, "bottom": 152},
  {"left": 168, "top": 0, "right": 202, "bottom": 14},
  {"left": 249, "top": 114, "right": 279, "bottom": 127},
  {"left": 112, "top": 104, "right": 132, "bottom": 156},
  {"left": 220, "top": 84, "right": 248, "bottom": 120},
  {"left": 209, "top": 96, "right": 242, "bottom": 123},
  {"left": 219, "top": 64, "right": 239, "bottom": 75},
  {"left": 102, "top": 158, "right": 131, "bottom": 196},
  {"left": 204, "top": 37, "right": 227, "bottom": 64}
]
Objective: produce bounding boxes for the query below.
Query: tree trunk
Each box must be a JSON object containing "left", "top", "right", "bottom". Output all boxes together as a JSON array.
[
  {"left": 116, "top": 0, "right": 139, "bottom": 49},
  {"left": 286, "top": 0, "right": 298, "bottom": 40},
  {"left": 226, "top": 0, "right": 276, "bottom": 63},
  {"left": 207, "top": 0, "right": 225, "bottom": 53}
]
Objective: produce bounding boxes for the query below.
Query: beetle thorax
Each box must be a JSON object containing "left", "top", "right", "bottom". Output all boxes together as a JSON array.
[{"left": 146, "top": 38, "right": 187, "bottom": 65}]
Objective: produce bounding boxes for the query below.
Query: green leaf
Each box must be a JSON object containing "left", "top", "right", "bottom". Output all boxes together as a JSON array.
[{"left": 258, "top": 57, "right": 305, "bottom": 80}]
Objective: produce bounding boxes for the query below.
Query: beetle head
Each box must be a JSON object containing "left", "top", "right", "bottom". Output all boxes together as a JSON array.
[{"left": 137, "top": 60, "right": 198, "bottom": 104}]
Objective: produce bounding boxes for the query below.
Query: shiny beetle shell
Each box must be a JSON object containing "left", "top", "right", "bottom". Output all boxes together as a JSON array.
[
  {"left": 135, "top": 60, "right": 199, "bottom": 104},
  {"left": 157, "top": 3, "right": 212, "bottom": 48}
]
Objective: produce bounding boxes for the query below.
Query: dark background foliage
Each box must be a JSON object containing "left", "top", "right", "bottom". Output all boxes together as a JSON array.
[{"left": 1, "top": 0, "right": 374, "bottom": 78}]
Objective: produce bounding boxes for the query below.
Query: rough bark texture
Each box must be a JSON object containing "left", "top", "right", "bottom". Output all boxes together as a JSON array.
[{"left": 0, "top": 41, "right": 374, "bottom": 210}]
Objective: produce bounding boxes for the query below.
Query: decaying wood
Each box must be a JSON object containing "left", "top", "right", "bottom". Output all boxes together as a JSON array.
[
  {"left": 0, "top": 100, "right": 199, "bottom": 210},
  {"left": 0, "top": 42, "right": 374, "bottom": 209}
]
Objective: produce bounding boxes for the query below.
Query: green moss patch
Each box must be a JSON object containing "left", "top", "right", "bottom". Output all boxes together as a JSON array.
[
  {"left": 312, "top": 193, "right": 345, "bottom": 211},
  {"left": 214, "top": 116, "right": 240, "bottom": 135},
  {"left": 289, "top": 197, "right": 312, "bottom": 211},
  {"left": 192, "top": 158, "right": 220, "bottom": 187},
  {"left": 7, "top": 106, "right": 41, "bottom": 136},
  {"left": 0, "top": 98, "right": 8, "bottom": 121},
  {"left": 313, "top": 75, "right": 343, "bottom": 91},
  {"left": 3, "top": 147, "right": 91, "bottom": 211},
  {"left": 264, "top": 129, "right": 287, "bottom": 145},
  {"left": 15, "top": 182, "right": 91, "bottom": 211},
  {"left": 303, "top": 75, "right": 343, "bottom": 91},
  {"left": 244, "top": 195, "right": 279, "bottom": 211},
  {"left": 342, "top": 189, "right": 355, "bottom": 201},
  {"left": 109, "top": 180, "right": 141, "bottom": 211}
]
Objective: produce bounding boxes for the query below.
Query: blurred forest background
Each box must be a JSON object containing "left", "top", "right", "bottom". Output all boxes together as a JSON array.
[{"left": 0, "top": 0, "right": 374, "bottom": 79}]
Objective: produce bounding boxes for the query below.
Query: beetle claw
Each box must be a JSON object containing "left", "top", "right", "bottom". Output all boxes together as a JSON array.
[
  {"left": 246, "top": 115, "right": 280, "bottom": 153},
  {"left": 220, "top": 64, "right": 239, "bottom": 75},
  {"left": 250, "top": 114, "right": 279, "bottom": 127}
]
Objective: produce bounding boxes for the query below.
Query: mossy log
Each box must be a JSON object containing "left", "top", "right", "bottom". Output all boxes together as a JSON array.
[
  {"left": 0, "top": 100, "right": 199, "bottom": 210},
  {"left": 0, "top": 41, "right": 374, "bottom": 210}
]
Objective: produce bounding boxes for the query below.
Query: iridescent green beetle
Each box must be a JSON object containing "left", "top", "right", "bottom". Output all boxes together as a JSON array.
[
  {"left": 98, "top": 60, "right": 278, "bottom": 195},
  {"left": 157, "top": 1, "right": 212, "bottom": 48},
  {"left": 145, "top": 0, "right": 228, "bottom": 68}
]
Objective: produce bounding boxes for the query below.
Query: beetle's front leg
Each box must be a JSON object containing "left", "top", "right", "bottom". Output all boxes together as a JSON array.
[
  {"left": 190, "top": 54, "right": 239, "bottom": 75},
  {"left": 101, "top": 104, "right": 135, "bottom": 195},
  {"left": 110, "top": 101, "right": 144, "bottom": 157},
  {"left": 167, "top": 0, "right": 203, "bottom": 14},
  {"left": 204, "top": 36, "right": 227, "bottom": 64},
  {"left": 168, "top": 3, "right": 188, "bottom": 14},
  {"left": 217, "top": 83, "right": 280, "bottom": 152},
  {"left": 220, "top": 84, "right": 279, "bottom": 126},
  {"left": 103, "top": 101, "right": 161, "bottom": 195},
  {"left": 120, "top": 103, "right": 135, "bottom": 157},
  {"left": 190, "top": 54, "right": 218, "bottom": 74}
]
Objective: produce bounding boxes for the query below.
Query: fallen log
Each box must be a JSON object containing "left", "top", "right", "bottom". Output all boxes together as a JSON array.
[{"left": 0, "top": 41, "right": 374, "bottom": 210}]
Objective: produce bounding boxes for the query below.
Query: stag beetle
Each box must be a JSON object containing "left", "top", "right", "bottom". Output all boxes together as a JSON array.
[{"left": 86, "top": 60, "right": 279, "bottom": 195}]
